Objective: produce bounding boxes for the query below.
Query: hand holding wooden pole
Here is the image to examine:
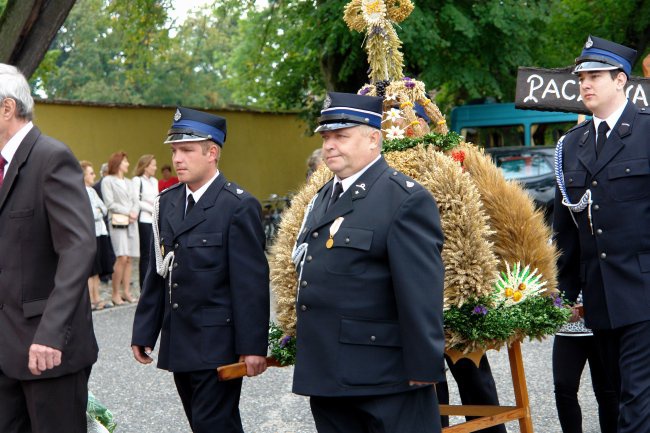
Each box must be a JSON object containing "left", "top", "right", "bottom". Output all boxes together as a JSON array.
[{"left": 216, "top": 356, "right": 282, "bottom": 381}]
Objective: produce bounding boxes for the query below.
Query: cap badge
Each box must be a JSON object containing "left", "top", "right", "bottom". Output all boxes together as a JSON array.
[
  {"left": 323, "top": 94, "right": 332, "bottom": 109},
  {"left": 174, "top": 109, "right": 182, "bottom": 121},
  {"left": 585, "top": 36, "right": 593, "bottom": 49}
]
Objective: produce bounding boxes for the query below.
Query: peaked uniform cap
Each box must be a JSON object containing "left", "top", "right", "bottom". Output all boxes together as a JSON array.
[
  {"left": 573, "top": 35, "right": 637, "bottom": 77},
  {"left": 315, "top": 92, "right": 384, "bottom": 132},
  {"left": 165, "top": 107, "right": 227, "bottom": 147}
]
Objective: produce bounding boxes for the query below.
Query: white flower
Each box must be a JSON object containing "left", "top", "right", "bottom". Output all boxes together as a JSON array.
[
  {"left": 385, "top": 93, "right": 398, "bottom": 102},
  {"left": 382, "top": 107, "right": 402, "bottom": 123},
  {"left": 384, "top": 125, "right": 406, "bottom": 140}
]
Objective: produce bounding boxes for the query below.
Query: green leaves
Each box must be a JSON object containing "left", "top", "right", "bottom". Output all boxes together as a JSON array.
[{"left": 268, "top": 322, "right": 296, "bottom": 366}]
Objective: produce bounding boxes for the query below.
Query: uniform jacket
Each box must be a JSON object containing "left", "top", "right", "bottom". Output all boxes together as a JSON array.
[
  {"left": 554, "top": 101, "right": 650, "bottom": 330},
  {"left": 292, "top": 157, "right": 445, "bottom": 397},
  {"left": 131, "top": 175, "right": 270, "bottom": 372},
  {"left": 0, "top": 127, "right": 98, "bottom": 380}
]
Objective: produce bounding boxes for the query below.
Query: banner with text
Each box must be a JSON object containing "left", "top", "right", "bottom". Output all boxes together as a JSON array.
[{"left": 515, "top": 67, "right": 649, "bottom": 114}]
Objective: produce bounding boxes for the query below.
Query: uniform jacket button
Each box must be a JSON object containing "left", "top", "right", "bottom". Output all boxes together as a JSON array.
[
  {"left": 345, "top": 237, "right": 350, "bottom": 244},
  {"left": 172, "top": 283, "right": 178, "bottom": 288},
  {"left": 301, "top": 280, "right": 308, "bottom": 287},
  {"left": 300, "top": 305, "right": 307, "bottom": 311},
  {"left": 312, "top": 232, "right": 319, "bottom": 238},
  {"left": 172, "top": 303, "right": 179, "bottom": 310},
  {"left": 174, "top": 243, "right": 179, "bottom": 249},
  {"left": 600, "top": 252, "right": 607, "bottom": 259},
  {"left": 370, "top": 335, "right": 376, "bottom": 342},
  {"left": 593, "top": 204, "right": 600, "bottom": 211},
  {"left": 568, "top": 178, "right": 573, "bottom": 183},
  {"left": 202, "top": 239, "right": 207, "bottom": 244},
  {"left": 226, "top": 318, "right": 231, "bottom": 323},
  {"left": 591, "top": 180, "right": 598, "bottom": 187},
  {"left": 596, "top": 229, "right": 603, "bottom": 235},
  {"left": 173, "top": 262, "right": 179, "bottom": 268},
  {"left": 306, "top": 255, "right": 312, "bottom": 262}
]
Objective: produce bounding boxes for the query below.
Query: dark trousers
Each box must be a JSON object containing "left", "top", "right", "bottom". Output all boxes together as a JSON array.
[
  {"left": 138, "top": 221, "right": 153, "bottom": 289},
  {"left": 436, "top": 355, "right": 506, "bottom": 433},
  {"left": 310, "top": 386, "right": 441, "bottom": 433},
  {"left": 593, "top": 320, "right": 650, "bottom": 433},
  {"left": 552, "top": 335, "right": 618, "bottom": 433},
  {"left": 173, "top": 370, "right": 244, "bottom": 433},
  {"left": 0, "top": 367, "right": 91, "bottom": 433}
]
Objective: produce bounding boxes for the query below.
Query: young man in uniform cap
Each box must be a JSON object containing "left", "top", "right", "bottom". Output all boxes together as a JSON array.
[
  {"left": 131, "top": 107, "right": 270, "bottom": 433},
  {"left": 291, "top": 92, "right": 445, "bottom": 432},
  {"left": 553, "top": 35, "right": 650, "bottom": 431}
]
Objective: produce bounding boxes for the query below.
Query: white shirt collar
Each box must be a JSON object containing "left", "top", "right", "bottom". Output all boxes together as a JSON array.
[
  {"left": 593, "top": 100, "right": 627, "bottom": 137},
  {"left": 1, "top": 122, "right": 33, "bottom": 169},
  {"left": 333, "top": 154, "right": 381, "bottom": 196},
  {"left": 185, "top": 170, "right": 220, "bottom": 206}
]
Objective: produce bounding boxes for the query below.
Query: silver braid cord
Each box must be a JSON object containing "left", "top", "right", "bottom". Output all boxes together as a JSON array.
[
  {"left": 554, "top": 136, "right": 593, "bottom": 233},
  {"left": 152, "top": 195, "right": 176, "bottom": 302},
  {"left": 292, "top": 194, "right": 318, "bottom": 288}
]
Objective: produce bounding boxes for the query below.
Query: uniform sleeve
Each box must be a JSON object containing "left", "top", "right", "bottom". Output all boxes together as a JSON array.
[
  {"left": 387, "top": 189, "right": 445, "bottom": 383},
  {"left": 553, "top": 184, "right": 581, "bottom": 304},
  {"left": 228, "top": 196, "right": 270, "bottom": 356},
  {"left": 32, "top": 148, "right": 97, "bottom": 349}
]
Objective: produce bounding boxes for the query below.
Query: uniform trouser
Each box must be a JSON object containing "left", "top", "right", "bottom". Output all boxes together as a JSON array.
[
  {"left": 174, "top": 370, "right": 243, "bottom": 433},
  {"left": 0, "top": 366, "right": 91, "bottom": 433},
  {"left": 552, "top": 335, "right": 618, "bottom": 433},
  {"left": 310, "top": 386, "right": 441, "bottom": 433},
  {"left": 593, "top": 320, "right": 650, "bottom": 433},
  {"left": 138, "top": 221, "right": 153, "bottom": 289}
]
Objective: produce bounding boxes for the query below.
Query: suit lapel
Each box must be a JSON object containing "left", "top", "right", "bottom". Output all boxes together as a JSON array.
[
  {"left": 170, "top": 175, "right": 226, "bottom": 238},
  {"left": 590, "top": 102, "right": 635, "bottom": 176},
  {"left": 313, "top": 157, "right": 389, "bottom": 230},
  {"left": 0, "top": 127, "right": 41, "bottom": 213}
]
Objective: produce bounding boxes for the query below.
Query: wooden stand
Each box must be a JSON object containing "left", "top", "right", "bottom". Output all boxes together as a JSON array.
[{"left": 440, "top": 341, "right": 534, "bottom": 432}]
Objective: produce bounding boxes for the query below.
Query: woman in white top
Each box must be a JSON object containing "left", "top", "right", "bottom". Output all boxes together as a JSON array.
[
  {"left": 80, "top": 161, "right": 112, "bottom": 310},
  {"left": 132, "top": 154, "right": 158, "bottom": 290},
  {"left": 101, "top": 152, "right": 140, "bottom": 305}
]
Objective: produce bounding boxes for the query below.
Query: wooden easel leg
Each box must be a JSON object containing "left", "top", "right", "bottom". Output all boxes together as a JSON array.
[{"left": 508, "top": 341, "right": 534, "bottom": 433}]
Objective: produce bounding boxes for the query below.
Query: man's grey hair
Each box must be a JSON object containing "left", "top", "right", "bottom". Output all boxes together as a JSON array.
[
  {"left": 357, "top": 124, "right": 383, "bottom": 148},
  {"left": 0, "top": 64, "right": 34, "bottom": 121}
]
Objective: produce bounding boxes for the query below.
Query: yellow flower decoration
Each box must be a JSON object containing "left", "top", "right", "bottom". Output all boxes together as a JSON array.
[
  {"left": 504, "top": 288, "right": 514, "bottom": 298},
  {"left": 513, "top": 291, "right": 523, "bottom": 302},
  {"left": 494, "top": 261, "right": 547, "bottom": 307},
  {"left": 518, "top": 283, "right": 527, "bottom": 291}
]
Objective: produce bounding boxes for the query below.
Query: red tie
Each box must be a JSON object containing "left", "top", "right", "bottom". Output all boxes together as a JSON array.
[{"left": 0, "top": 156, "right": 6, "bottom": 189}]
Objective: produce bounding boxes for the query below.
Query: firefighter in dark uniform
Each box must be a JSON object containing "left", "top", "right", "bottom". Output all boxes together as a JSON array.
[
  {"left": 291, "top": 92, "right": 445, "bottom": 433},
  {"left": 553, "top": 35, "right": 650, "bottom": 432},
  {"left": 131, "top": 107, "right": 270, "bottom": 433}
]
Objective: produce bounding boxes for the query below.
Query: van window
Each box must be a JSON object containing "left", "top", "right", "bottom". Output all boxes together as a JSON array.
[
  {"left": 531, "top": 122, "right": 575, "bottom": 146},
  {"left": 461, "top": 125, "right": 524, "bottom": 148},
  {"left": 493, "top": 152, "right": 554, "bottom": 180}
]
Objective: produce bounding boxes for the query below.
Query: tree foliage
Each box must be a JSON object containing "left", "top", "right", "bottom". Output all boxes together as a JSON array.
[{"left": 28, "top": 0, "right": 650, "bottom": 117}]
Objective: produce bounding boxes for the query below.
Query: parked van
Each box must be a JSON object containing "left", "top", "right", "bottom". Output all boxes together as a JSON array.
[{"left": 450, "top": 102, "right": 580, "bottom": 148}]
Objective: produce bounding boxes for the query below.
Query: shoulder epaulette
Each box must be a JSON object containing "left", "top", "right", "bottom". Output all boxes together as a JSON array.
[
  {"left": 223, "top": 181, "right": 249, "bottom": 199},
  {"left": 387, "top": 169, "right": 422, "bottom": 194},
  {"left": 564, "top": 118, "right": 591, "bottom": 136},
  {"left": 159, "top": 182, "right": 183, "bottom": 196}
]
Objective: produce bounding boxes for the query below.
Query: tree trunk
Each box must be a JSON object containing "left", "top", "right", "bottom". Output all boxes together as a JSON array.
[{"left": 0, "top": 0, "right": 76, "bottom": 78}]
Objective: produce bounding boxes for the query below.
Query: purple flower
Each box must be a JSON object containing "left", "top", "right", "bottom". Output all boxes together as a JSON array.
[
  {"left": 472, "top": 305, "right": 488, "bottom": 315},
  {"left": 279, "top": 335, "right": 292, "bottom": 348},
  {"left": 553, "top": 296, "right": 563, "bottom": 308},
  {"left": 403, "top": 77, "right": 415, "bottom": 89},
  {"left": 359, "top": 86, "right": 371, "bottom": 96}
]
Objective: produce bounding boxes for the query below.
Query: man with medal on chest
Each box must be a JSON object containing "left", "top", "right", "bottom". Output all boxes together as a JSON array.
[
  {"left": 553, "top": 35, "right": 650, "bottom": 431},
  {"left": 131, "top": 107, "right": 270, "bottom": 433},
  {"left": 292, "top": 92, "right": 446, "bottom": 433}
]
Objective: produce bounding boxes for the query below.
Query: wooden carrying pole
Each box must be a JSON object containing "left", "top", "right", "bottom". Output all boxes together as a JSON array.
[{"left": 440, "top": 341, "right": 534, "bottom": 433}]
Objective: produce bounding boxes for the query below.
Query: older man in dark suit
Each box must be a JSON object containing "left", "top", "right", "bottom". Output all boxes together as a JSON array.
[
  {"left": 292, "top": 92, "right": 445, "bottom": 433},
  {"left": 0, "top": 64, "right": 98, "bottom": 432},
  {"left": 554, "top": 36, "right": 650, "bottom": 432},
  {"left": 131, "top": 107, "right": 270, "bottom": 433}
]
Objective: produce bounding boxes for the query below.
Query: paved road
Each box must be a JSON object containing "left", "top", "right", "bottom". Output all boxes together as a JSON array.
[{"left": 90, "top": 304, "right": 602, "bottom": 432}]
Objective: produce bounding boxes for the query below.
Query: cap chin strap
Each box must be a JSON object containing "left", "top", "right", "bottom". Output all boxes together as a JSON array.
[{"left": 554, "top": 136, "right": 594, "bottom": 235}]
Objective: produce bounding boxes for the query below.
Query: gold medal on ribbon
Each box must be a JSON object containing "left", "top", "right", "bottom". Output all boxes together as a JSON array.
[{"left": 326, "top": 217, "right": 344, "bottom": 249}]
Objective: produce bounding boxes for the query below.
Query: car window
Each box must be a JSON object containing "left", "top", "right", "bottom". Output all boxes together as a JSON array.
[{"left": 495, "top": 153, "right": 554, "bottom": 180}]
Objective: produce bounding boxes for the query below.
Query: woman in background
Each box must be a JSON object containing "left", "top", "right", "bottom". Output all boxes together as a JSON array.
[
  {"left": 102, "top": 152, "right": 140, "bottom": 305},
  {"left": 132, "top": 154, "right": 158, "bottom": 291}
]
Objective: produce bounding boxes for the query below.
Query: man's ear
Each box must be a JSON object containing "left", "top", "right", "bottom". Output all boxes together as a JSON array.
[
  {"left": 615, "top": 71, "right": 628, "bottom": 90},
  {"left": 1, "top": 97, "right": 16, "bottom": 120},
  {"left": 369, "top": 129, "right": 381, "bottom": 149}
]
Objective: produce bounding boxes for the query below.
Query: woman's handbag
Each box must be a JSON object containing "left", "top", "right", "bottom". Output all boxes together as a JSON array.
[{"left": 111, "top": 213, "right": 129, "bottom": 228}]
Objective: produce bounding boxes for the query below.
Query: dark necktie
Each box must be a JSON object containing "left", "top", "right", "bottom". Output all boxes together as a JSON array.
[
  {"left": 595, "top": 122, "right": 610, "bottom": 159},
  {"left": 0, "top": 156, "right": 6, "bottom": 189},
  {"left": 185, "top": 194, "right": 195, "bottom": 217},
  {"left": 326, "top": 182, "right": 343, "bottom": 211}
]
